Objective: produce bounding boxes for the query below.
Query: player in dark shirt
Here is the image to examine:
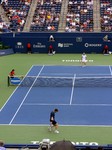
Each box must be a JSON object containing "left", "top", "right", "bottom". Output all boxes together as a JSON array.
[{"left": 48, "top": 108, "right": 59, "bottom": 133}]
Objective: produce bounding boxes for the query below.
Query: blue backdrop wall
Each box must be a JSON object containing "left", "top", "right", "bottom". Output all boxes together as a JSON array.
[{"left": 0, "top": 32, "right": 112, "bottom": 53}]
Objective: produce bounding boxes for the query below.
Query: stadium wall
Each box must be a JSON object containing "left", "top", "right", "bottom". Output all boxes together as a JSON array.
[{"left": 0, "top": 33, "right": 112, "bottom": 54}]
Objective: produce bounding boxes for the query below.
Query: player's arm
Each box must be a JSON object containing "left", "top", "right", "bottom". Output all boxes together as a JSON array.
[
  {"left": 51, "top": 117, "right": 54, "bottom": 121},
  {"left": 50, "top": 112, "right": 54, "bottom": 121}
]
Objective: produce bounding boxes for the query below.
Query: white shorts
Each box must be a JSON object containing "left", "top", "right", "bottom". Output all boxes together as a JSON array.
[{"left": 82, "top": 59, "right": 87, "bottom": 63}]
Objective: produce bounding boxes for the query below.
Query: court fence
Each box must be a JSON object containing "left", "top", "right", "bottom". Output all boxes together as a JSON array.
[{"left": 0, "top": 32, "right": 112, "bottom": 54}]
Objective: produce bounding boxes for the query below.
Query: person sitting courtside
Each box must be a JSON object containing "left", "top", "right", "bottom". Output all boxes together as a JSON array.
[
  {"left": 9, "top": 69, "right": 15, "bottom": 78},
  {"left": 103, "top": 45, "right": 109, "bottom": 55},
  {"left": 48, "top": 45, "right": 55, "bottom": 55}
]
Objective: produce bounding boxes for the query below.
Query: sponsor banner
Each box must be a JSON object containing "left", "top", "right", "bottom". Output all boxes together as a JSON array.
[
  {"left": 33, "top": 42, "right": 46, "bottom": 49},
  {"left": 1, "top": 33, "right": 112, "bottom": 53},
  {"left": 15, "top": 42, "right": 24, "bottom": 49},
  {"left": 85, "top": 43, "right": 102, "bottom": 48},
  {"left": 31, "top": 140, "right": 99, "bottom": 146},
  {"left": 10, "top": 77, "right": 21, "bottom": 85},
  {"left": 58, "top": 43, "right": 74, "bottom": 48},
  {"left": 0, "top": 49, "right": 14, "bottom": 56}
]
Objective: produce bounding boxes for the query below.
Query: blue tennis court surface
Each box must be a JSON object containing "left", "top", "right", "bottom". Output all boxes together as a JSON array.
[{"left": 0, "top": 65, "right": 112, "bottom": 126}]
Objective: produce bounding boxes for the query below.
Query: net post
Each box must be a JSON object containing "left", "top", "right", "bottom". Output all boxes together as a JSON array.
[{"left": 7, "top": 76, "right": 10, "bottom": 86}]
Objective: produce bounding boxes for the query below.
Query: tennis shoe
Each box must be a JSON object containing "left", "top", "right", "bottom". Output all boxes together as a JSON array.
[
  {"left": 53, "top": 51, "right": 56, "bottom": 55},
  {"left": 54, "top": 130, "right": 59, "bottom": 134}
]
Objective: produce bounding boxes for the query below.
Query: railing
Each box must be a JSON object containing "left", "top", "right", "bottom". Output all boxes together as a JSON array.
[{"left": 4, "top": 144, "right": 112, "bottom": 150}]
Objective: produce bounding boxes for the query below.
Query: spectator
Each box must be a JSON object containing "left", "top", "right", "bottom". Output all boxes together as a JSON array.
[
  {"left": 100, "top": 0, "right": 112, "bottom": 32},
  {"left": 1, "top": 0, "right": 32, "bottom": 32},
  {"left": 1, "top": 0, "right": 8, "bottom": 6},
  {"left": 47, "top": 24, "right": 51, "bottom": 31},
  {"left": 66, "top": 0, "right": 93, "bottom": 32},
  {"left": 0, "top": 140, "right": 6, "bottom": 150},
  {"left": 30, "top": 0, "right": 61, "bottom": 32},
  {"left": 98, "top": 146, "right": 103, "bottom": 150},
  {"left": 50, "top": 25, "right": 55, "bottom": 31}
]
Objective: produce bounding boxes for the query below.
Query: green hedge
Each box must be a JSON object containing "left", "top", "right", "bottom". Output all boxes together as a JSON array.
[{"left": 0, "top": 42, "right": 10, "bottom": 49}]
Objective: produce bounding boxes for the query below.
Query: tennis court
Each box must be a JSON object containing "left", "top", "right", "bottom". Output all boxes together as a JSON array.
[{"left": 0, "top": 65, "right": 112, "bottom": 126}]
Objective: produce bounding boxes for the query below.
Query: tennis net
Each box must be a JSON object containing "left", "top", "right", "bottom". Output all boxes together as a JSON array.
[{"left": 8, "top": 75, "right": 112, "bottom": 87}]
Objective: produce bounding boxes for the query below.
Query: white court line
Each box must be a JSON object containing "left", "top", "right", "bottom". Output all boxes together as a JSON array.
[
  {"left": 109, "top": 65, "right": 112, "bottom": 75},
  {"left": 24, "top": 103, "right": 69, "bottom": 106},
  {"left": 0, "top": 65, "right": 34, "bottom": 112},
  {"left": 1, "top": 124, "right": 112, "bottom": 127},
  {"left": 9, "top": 65, "right": 45, "bottom": 125},
  {"left": 23, "top": 103, "right": 112, "bottom": 107},
  {"left": 70, "top": 74, "right": 76, "bottom": 105}
]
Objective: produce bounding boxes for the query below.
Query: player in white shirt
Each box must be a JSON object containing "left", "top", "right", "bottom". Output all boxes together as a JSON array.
[{"left": 81, "top": 53, "right": 87, "bottom": 66}]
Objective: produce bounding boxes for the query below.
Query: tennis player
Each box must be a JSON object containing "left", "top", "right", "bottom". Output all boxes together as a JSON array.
[
  {"left": 48, "top": 108, "right": 59, "bottom": 133},
  {"left": 81, "top": 53, "right": 87, "bottom": 66}
]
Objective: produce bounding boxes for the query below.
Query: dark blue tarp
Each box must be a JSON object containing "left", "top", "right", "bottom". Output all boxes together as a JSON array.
[{"left": 0, "top": 32, "right": 112, "bottom": 53}]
